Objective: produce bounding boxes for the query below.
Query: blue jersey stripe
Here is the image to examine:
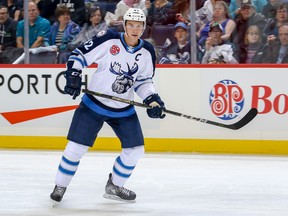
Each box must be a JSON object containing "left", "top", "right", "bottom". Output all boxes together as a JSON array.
[
  {"left": 82, "top": 94, "right": 136, "bottom": 118},
  {"left": 73, "top": 49, "right": 88, "bottom": 67},
  {"left": 69, "top": 56, "right": 85, "bottom": 68}
]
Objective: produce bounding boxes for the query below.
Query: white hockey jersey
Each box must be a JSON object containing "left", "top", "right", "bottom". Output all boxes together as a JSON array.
[{"left": 66, "top": 29, "right": 157, "bottom": 117}]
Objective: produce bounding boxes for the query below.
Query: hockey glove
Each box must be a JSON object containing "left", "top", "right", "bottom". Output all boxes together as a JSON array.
[
  {"left": 143, "top": 94, "right": 166, "bottom": 119},
  {"left": 64, "top": 69, "right": 82, "bottom": 100}
]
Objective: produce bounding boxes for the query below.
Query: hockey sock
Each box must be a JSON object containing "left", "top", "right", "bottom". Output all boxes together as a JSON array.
[
  {"left": 55, "top": 141, "right": 89, "bottom": 187},
  {"left": 112, "top": 145, "right": 144, "bottom": 187}
]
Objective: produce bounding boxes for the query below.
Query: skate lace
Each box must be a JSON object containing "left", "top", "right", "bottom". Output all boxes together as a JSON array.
[
  {"left": 119, "top": 187, "right": 130, "bottom": 197},
  {"left": 54, "top": 186, "right": 65, "bottom": 196}
]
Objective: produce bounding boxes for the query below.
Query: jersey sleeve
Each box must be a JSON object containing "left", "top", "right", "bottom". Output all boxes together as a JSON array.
[
  {"left": 134, "top": 41, "right": 157, "bottom": 100},
  {"left": 66, "top": 30, "right": 118, "bottom": 70}
]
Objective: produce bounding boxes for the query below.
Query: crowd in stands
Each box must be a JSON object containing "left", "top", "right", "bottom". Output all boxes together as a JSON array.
[{"left": 1, "top": 0, "right": 288, "bottom": 64}]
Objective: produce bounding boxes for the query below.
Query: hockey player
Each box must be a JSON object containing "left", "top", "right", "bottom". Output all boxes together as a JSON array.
[{"left": 50, "top": 8, "right": 166, "bottom": 203}]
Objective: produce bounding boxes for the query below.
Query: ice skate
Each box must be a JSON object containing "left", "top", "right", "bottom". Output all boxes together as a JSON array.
[
  {"left": 50, "top": 185, "right": 66, "bottom": 205},
  {"left": 103, "top": 173, "right": 136, "bottom": 203}
]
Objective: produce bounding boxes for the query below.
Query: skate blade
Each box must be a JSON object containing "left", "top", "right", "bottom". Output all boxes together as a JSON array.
[
  {"left": 103, "top": 193, "right": 136, "bottom": 203},
  {"left": 50, "top": 199, "right": 60, "bottom": 207}
]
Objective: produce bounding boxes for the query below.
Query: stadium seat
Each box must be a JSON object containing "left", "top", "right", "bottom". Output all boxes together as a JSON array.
[
  {"left": 150, "top": 25, "right": 176, "bottom": 47},
  {"left": 29, "top": 52, "right": 57, "bottom": 64},
  {"left": 141, "top": 26, "right": 151, "bottom": 39}
]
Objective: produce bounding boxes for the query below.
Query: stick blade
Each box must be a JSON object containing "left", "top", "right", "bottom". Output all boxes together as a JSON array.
[{"left": 227, "top": 108, "right": 258, "bottom": 130}]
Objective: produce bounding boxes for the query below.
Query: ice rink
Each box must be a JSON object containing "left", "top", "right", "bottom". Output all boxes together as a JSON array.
[{"left": 1, "top": 150, "right": 288, "bottom": 216}]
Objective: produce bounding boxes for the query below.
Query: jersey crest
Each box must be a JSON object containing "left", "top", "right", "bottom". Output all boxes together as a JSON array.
[
  {"left": 109, "top": 62, "right": 139, "bottom": 94},
  {"left": 110, "top": 45, "right": 120, "bottom": 55}
]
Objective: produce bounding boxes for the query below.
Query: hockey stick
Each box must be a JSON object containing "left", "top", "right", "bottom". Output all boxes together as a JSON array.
[{"left": 82, "top": 89, "right": 258, "bottom": 130}]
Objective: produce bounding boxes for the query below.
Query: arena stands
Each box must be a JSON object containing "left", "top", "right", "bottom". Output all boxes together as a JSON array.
[{"left": 0, "top": 0, "right": 287, "bottom": 64}]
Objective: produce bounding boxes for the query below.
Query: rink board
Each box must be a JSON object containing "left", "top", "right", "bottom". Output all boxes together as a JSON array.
[
  {"left": 0, "top": 64, "right": 288, "bottom": 154},
  {"left": 1, "top": 136, "right": 288, "bottom": 155}
]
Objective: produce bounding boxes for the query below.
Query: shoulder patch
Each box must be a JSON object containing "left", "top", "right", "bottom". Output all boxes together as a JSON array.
[{"left": 96, "top": 30, "right": 107, "bottom": 37}]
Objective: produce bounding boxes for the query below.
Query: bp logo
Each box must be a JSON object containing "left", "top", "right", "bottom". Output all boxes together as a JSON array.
[{"left": 209, "top": 79, "right": 244, "bottom": 120}]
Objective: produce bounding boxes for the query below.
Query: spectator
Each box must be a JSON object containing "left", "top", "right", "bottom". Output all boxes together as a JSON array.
[
  {"left": 0, "top": 5, "right": 21, "bottom": 63},
  {"left": 262, "top": 0, "right": 281, "bottom": 19},
  {"left": 1, "top": 0, "right": 22, "bottom": 21},
  {"left": 197, "top": 1, "right": 236, "bottom": 48},
  {"left": 49, "top": 5, "right": 80, "bottom": 63},
  {"left": 57, "top": 0, "right": 86, "bottom": 26},
  {"left": 196, "top": 0, "right": 217, "bottom": 26},
  {"left": 229, "top": 0, "right": 242, "bottom": 19},
  {"left": 201, "top": 22, "right": 238, "bottom": 64},
  {"left": 38, "top": 0, "right": 86, "bottom": 26},
  {"left": 173, "top": 0, "right": 190, "bottom": 25},
  {"left": 229, "top": 0, "right": 266, "bottom": 19},
  {"left": 49, "top": 5, "right": 80, "bottom": 49},
  {"left": 0, "top": 5, "right": 16, "bottom": 50},
  {"left": 238, "top": 25, "right": 266, "bottom": 63},
  {"left": 196, "top": 0, "right": 231, "bottom": 26},
  {"left": 262, "top": 23, "right": 288, "bottom": 63},
  {"left": 252, "top": 0, "right": 267, "bottom": 14},
  {"left": 105, "top": 0, "right": 147, "bottom": 30},
  {"left": 16, "top": 1, "right": 50, "bottom": 48},
  {"left": 231, "top": 0, "right": 266, "bottom": 46},
  {"left": 263, "top": 3, "right": 288, "bottom": 37},
  {"left": 146, "top": 0, "right": 176, "bottom": 26},
  {"left": 159, "top": 22, "right": 190, "bottom": 64},
  {"left": 71, "top": 6, "right": 107, "bottom": 47}
]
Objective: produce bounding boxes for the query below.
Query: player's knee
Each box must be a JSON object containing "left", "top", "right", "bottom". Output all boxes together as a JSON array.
[
  {"left": 64, "top": 141, "right": 89, "bottom": 161},
  {"left": 121, "top": 145, "right": 144, "bottom": 166}
]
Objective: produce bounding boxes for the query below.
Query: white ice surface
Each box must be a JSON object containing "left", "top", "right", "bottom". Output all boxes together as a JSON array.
[{"left": 1, "top": 150, "right": 288, "bottom": 216}]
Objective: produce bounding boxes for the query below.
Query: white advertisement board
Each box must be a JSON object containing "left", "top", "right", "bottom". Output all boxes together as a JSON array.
[{"left": 0, "top": 66, "right": 287, "bottom": 140}]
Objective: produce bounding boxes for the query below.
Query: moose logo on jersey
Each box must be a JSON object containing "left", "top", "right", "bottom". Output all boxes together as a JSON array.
[
  {"left": 109, "top": 62, "right": 139, "bottom": 94},
  {"left": 110, "top": 45, "right": 120, "bottom": 56}
]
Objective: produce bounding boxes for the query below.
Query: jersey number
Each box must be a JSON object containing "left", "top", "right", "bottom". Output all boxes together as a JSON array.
[{"left": 84, "top": 40, "right": 93, "bottom": 50}]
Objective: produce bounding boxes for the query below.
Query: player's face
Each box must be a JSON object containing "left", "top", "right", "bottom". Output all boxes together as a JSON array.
[{"left": 124, "top": 20, "right": 145, "bottom": 46}]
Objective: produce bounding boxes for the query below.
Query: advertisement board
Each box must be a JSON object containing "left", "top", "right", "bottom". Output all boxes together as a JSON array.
[{"left": 0, "top": 65, "right": 287, "bottom": 154}]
